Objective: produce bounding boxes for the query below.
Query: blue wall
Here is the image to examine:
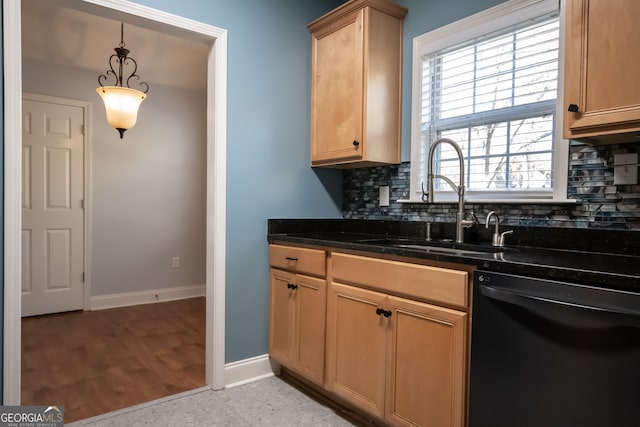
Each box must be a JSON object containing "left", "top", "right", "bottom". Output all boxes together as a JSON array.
[
  {"left": 128, "top": 0, "right": 344, "bottom": 362},
  {"left": 1, "top": 0, "right": 516, "bottom": 395},
  {"left": 2, "top": 0, "right": 344, "bottom": 387},
  {"left": 106, "top": 0, "right": 510, "bottom": 364}
]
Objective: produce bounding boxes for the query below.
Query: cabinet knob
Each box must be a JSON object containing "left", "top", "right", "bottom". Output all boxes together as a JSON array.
[
  {"left": 568, "top": 104, "right": 579, "bottom": 112},
  {"left": 375, "top": 308, "right": 384, "bottom": 316},
  {"left": 352, "top": 140, "right": 360, "bottom": 148},
  {"left": 287, "top": 283, "right": 298, "bottom": 290},
  {"left": 383, "top": 310, "right": 392, "bottom": 318}
]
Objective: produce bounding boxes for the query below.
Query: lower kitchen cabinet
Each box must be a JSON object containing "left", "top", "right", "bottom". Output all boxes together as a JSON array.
[
  {"left": 269, "top": 268, "right": 326, "bottom": 385},
  {"left": 268, "top": 245, "right": 471, "bottom": 426},
  {"left": 326, "top": 283, "right": 388, "bottom": 417},
  {"left": 326, "top": 282, "right": 467, "bottom": 427},
  {"left": 386, "top": 295, "right": 467, "bottom": 427}
]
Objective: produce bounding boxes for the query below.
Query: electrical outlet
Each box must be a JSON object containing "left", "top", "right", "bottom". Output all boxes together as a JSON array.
[
  {"left": 379, "top": 185, "right": 390, "bottom": 207},
  {"left": 614, "top": 153, "right": 638, "bottom": 185},
  {"left": 172, "top": 256, "right": 180, "bottom": 269}
]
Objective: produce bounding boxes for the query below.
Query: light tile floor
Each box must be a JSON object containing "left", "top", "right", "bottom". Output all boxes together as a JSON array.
[{"left": 67, "top": 376, "right": 359, "bottom": 427}]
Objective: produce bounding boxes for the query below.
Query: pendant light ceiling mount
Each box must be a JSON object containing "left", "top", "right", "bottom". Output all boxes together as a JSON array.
[{"left": 96, "top": 23, "right": 149, "bottom": 139}]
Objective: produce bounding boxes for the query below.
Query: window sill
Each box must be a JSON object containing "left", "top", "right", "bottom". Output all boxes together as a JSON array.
[{"left": 396, "top": 198, "right": 581, "bottom": 205}]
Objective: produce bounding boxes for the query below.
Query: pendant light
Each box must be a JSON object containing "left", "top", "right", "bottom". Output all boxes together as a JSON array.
[{"left": 96, "top": 23, "right": 149, "bottom": 139}]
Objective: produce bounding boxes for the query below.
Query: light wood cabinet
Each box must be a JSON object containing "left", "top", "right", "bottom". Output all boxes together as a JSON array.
[
  {"left": 563, "top": 0, "right": 640, "bottom": 143},
  {"left": 308, "top": 0, "right": 407, "bottom": 167},
  {"left": 327, "top": 252, "right": 469, "bottom": 427},
  {"left": 331, "top": 252, "right": 469, "bottom": 309},
  {"left": 268, "top": 245, "right": 326, "bottom": 385},
  {"left": 326, "top": 283, "right": 388, "bottom": 417},
  {"left": 268, "top": 244, "right": 471, "bottom": 426},
  {"left": 269, "top": 244, "right": 326, "bottom": 276},
  {"left": 386, "top": 295, "right": 467, "bottom": 427}
]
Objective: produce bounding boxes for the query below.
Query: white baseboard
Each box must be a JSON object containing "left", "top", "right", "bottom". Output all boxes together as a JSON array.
[
  {"left": 90, "top": 284, "right": 206, "bottom": 311},
  {"left": 224, "top": 354, "right": 280, "bottom": 389}
]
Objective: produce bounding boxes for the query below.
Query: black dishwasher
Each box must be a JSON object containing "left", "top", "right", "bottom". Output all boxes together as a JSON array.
[{"left": 469, "top": 270, "right": 640, "bottom": 427}]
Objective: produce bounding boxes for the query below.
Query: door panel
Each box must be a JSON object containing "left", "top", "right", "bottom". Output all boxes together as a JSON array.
[
  {"left": 293, "top": 274, "right": 326, "bottom": 385},
  {"left": 326, "top": 282, "right": 387, "bottom": 417},
  {"left": 22, "top": 230, "right": 32, "bottom": 293},
  {"left": 22, "top": 97, "right": 85, "bottom": 316},
  {"left": 386, "top": 296, "right": 467, "bottom": 427},
  {"left": 311, "top": 9, "right": 364, "bottom": 163},
  {"left": 563, "top": 0, "right": 640, "bottom": 140},
  {"left": 268, "top": 269, "right": 295, "bottom": 364},
  {"left": 22, "top": 145, "right": 32, "bottom": 209},
  {"left": 46, "top": 229, "right": 72, "bottom": 290},
  {"left": 45, "top": 147, "right": 72, "bottom": 209}
]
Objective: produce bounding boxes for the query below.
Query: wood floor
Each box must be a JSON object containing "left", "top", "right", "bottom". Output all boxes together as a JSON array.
[{"left": 21, "top": 297, "right": 205, "bottom": 423}]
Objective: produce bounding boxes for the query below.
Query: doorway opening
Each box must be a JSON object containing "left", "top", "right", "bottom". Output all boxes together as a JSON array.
[{"left": 3, "top": 0, "right": 227, "bottom": 407}]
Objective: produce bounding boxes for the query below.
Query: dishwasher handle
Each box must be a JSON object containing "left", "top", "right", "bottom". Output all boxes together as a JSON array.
[{"left": 480, "top": 283, "right": 640, "bottom": 329}]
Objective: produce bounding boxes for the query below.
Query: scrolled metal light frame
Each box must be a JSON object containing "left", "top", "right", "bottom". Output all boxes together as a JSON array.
[{"left": 98, "top": 23, "right": 149, "bottom": 94}]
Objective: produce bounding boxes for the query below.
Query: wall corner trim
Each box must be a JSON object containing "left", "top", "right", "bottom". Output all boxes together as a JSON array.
[{"left": 224, "top": 355, "right": 280, "bottom": 389}]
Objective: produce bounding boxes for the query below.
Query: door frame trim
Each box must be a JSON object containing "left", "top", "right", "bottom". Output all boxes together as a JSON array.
[
  {"left": 22, "top": 92, "right": 92, "bottom": 314},
  {"left": 3, "top": 0, "right": 228, "bottom": 403}
]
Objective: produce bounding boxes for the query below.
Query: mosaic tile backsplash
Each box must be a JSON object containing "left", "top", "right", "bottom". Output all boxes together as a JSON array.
[{"left": 342, "top": 141, "right": 640, "bottom": 230}]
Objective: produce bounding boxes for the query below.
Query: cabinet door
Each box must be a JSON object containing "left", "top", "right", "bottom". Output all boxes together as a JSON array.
[
  {"left": 326, "top": 282, "right": 388, "bottom": 418},
  {"left": 386, "top": 296, "right": 467, "bottom": 427},
  {"left": 564, "top": 0, "right": 640, "bottom": 141},
  {"left": 310, "top": 9, "right": 364, "bottom": 164},
  {"left": 268, "top": 269, "right": 295, "bottom": 365},
  {"left": 292, "top": 274, "right": 326, "bottom": 385}
]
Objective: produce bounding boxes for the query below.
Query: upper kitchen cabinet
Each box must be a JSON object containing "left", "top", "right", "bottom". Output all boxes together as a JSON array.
[
  {"left": 308, "top": 0, "right": 407, "bottom": 167},
  {"left": 563, "top": 0, "right": 640, "bottom": 143}
]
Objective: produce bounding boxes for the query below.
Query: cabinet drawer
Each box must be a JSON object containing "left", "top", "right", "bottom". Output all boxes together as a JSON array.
[
  {"left": 332, "top": 252, "right": 469, "bottom": 308},
  {"left": 269, "top": 244, "right": 326, "bottom": 277}
]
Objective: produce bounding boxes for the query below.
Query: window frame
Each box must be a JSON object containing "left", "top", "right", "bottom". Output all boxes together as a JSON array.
[{"left": 408, "top": 0, "right": 570, "bottom": 203}]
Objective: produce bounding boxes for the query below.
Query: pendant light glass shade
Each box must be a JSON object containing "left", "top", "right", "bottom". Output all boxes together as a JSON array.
[
  {"left": 97, "top": 23, "right": 149, "bottom": 139},
  {"left": 96, "top": 86, "right": 146, "bottom": 138}
]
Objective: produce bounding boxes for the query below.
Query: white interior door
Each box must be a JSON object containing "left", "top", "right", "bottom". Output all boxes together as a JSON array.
[{"left": 22, "top": 96, "right": 85, "bottom": 317}]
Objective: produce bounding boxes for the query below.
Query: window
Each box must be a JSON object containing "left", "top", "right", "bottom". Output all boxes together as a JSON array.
[{"left": 409, "top": 0, "right": 568, "bottom": 202}]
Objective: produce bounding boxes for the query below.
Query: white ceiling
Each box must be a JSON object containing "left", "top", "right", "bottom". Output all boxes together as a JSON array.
[{"left": 21, "top": 0, "right": 210, "bottom": 91}]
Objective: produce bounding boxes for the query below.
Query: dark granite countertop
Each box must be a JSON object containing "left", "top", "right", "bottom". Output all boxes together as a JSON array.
[{"left": 267, "top": 219, "right": 640, "bottom": 292}]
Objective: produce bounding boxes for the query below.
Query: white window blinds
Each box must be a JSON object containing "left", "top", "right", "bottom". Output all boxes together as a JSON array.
[{"left": 420, "top": 14, "right": 560, "bottom": 193}]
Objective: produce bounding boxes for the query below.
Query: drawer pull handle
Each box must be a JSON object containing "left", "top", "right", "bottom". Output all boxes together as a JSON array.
[
  {"left": 375, "top": 308, "right": 392, "bottom": 317},
  {"left": 287, "top": 283, "right": 298, "bottom": 290},
  {"left": 285, "top": 257, "right": 298, "bottom": 261}
]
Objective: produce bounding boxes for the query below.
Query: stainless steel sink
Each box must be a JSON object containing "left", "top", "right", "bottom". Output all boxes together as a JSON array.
[
  {"left": 355, "top": 237, "right": 508, "bottom": 255},
  {"left": 393, "top": 244, "right": 493, "bottom": 256}
]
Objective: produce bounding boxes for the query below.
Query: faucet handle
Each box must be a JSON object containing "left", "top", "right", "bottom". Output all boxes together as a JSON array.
[
  {"left": 461, "top": 212, "right": 479, "bottom": 229},
  {"left": 494, "top": 229, "right": 513, "bottom": 247}
]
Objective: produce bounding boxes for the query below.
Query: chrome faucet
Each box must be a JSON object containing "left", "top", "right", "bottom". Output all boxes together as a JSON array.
[
  {"left": 485, "top": 211, "right": 513, "bottom": 247},
  {"left": 424, "top": 137, "right": 476, "bottom": 243}
]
